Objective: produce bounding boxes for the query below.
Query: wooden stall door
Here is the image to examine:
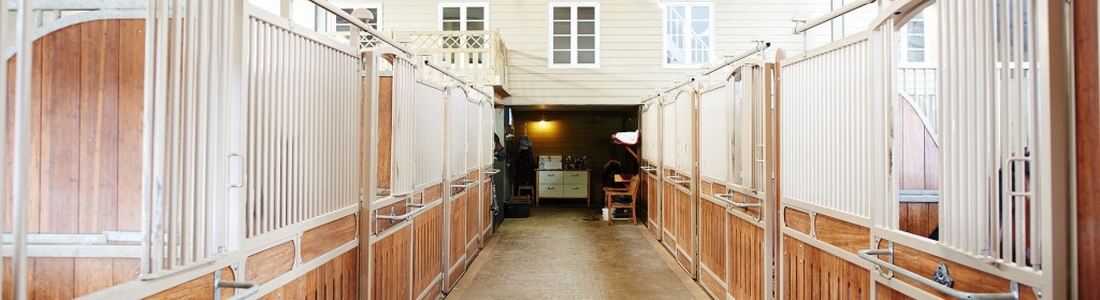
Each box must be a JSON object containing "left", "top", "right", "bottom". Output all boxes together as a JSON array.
[
  {"left": 481, "top": 175, "right": 493, "bottom": 245},
  {"left": 371, "top": 226, "right": 412, "bottom": 300},
  {"left": 443, "top": 191, "right": 467, "bottom": 292},
  {"left": 644, "top": 172, "right": 662, "bottom": 240},
  {"left": 697, "top": 196, "right": 727, "bottom": 298},
  {"left": 726, "top": 194, "right": 766, "bottom": 300},
  {"left": 412, "top": 202, "right": 444, "bottom": 300},
  {"left": 660, "top": 179, "right": 677, "bottom": 253}
]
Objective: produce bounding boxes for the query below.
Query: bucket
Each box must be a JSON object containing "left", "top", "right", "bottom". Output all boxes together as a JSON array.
[{"left": 601, "top": 208, "right": 608, "bottom": 220}]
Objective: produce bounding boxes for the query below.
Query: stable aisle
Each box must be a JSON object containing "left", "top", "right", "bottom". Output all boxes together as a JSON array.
[{"left": 446, "top": 205, "right": 709, "bottom": 300}]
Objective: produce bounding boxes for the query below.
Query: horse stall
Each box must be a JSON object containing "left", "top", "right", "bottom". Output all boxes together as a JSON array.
[
  {"left": 655, "top": 81, "right": 697, "bottom": 278},
  {"left": 693, "top": 45, "right": 777, "bottom": 299},
  {"left": 4, "top": 0, "right": 366, "bottom": 298},
  {"left": 779, "top": 0, "right": 1069, "bottom": 298},
  {"left": 638, "top": 102, "right": 661, "bottom": 241}
]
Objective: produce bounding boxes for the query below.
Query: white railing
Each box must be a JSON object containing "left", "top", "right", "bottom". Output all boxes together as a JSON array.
[
  {"left": 415, "top": 81, "right": 445, "bottom": 189},
  {"left": 242, "top": 7, "right": 361, "bottom": 239},
  {"left": 938, "top": 0, "right": 1041, "bottom": 273},
  {"left": 391, "top": 55, "right": 418, "bottom": 196},
  {"left": 780, "top": 33, "right": 880, "bottom": 220},
  {"left": 640, "top": 101, "right": 659, "bottom": 163},
  {"left": 395, "top": 30, "right": 509, "bottom": 88}
]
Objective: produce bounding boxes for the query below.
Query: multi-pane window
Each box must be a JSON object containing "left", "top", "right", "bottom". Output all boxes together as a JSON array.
[
  {"left": 902, "top": 13, "right": 925, "bottom": 63},
  {"left": 663, "top": 3, "right": 712, "bottom": 68},
  {"left": 549, "top": 3, "right": 599, "bottom": 67},
  {"left": 335, "top": 7, "right": 379, "bottom": 32},
  {"left": 441, "top": 4, "right": 486, "bottom": 32}
]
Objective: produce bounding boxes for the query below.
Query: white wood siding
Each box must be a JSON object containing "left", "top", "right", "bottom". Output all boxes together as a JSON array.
[{"left": 269, "top": 0, "right": 859, "bottom": 106}]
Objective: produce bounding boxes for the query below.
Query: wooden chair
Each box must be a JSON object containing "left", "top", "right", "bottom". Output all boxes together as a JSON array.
[{"left": 603, "top": 175, "right": 639, "bottom": 225}]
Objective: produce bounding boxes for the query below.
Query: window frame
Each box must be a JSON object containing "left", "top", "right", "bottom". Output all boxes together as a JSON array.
[
  {"left": 438, "top": 3, "right": 490, "bottom": 31},
  {"left": 898, "top": 12, "right": 926, "bottom": 65},
  {"left": 547, "top": 2, "right": 601, "bottom": 69},
  {"left": 660, "top": 2, "right": 715, "bottom": 69}
]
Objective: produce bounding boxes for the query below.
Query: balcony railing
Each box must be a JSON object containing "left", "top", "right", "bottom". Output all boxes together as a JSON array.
[
  {"left": 898, "top": 66, "right": 938, "bottom": 138},
  {"left": 391, "top": 29, "right": 509, "bottom": 89}
]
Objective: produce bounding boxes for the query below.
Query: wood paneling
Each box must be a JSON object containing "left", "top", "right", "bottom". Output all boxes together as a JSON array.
[
  {"left": 661, "top": 181, "right": 676, "bottom": 251},
  {"left": 698, "top": 199, "right": 725, "bottom": 297},
  {"left": 373, "top": 200, "right": 408, "bottom": 234},
  {"left": 412, "top": 205, "right": 443, "bottom": 300},
  {"left": 465, "top": 185, "right": 481, "bottom": 257},
  {"left": 1075, "top": 0, "right": 1100, "bottom": 298},
  {"left": 261, "top": 248, "right": 358, "bottom": 300},
  {"left": 78, "top": 19, "right": 121, "bottom": 234},
  {"left": 898, "top": 202, "right": 938, "bottom": 239},
  {"left": 875, "top": 283, "right": 914, "bottom": 300},
  {"left": 888, "top": 242, "right": 1038, "bottom": 300},
  {"left": 782, "top": 236, "right": 869, "bottom": 300},
  {"left": 814, "top": 214, "right": 870, "bottom": 255},
  {"left": 376, "top": 76, "right": 392, "bottom": 190},
  {"left": 728, "top": 212, "right": 764, "bottom": 300},
  {"left": 446, "top": 194, "right": 467, "bottom": 291},
  {"left": 644, "top": 173, "right": 661, "bottom": 239},
  {"left": 146, "top": 266, "right": 234, "bottom": 300},
  {"left": 301, "top": 215, "right": 357, "bottom": 263},
  {"left": 372, "top": 227, "right": 412, "bottom": 300},
  {"left": 425, "top": 184, "right": 442, "bottom": 203},
  {"left": 674, "top": 188, "right": 694, "bottom": 277},
  {"left": 784, "top": 207, "right": 811, "bottom": 235},
  {"left": 247, "top": 241, "right": 295, "bottom": 284},
  {"left": 897, "top": 96, "right": 938, "bottom": 190},
  {"left": 116, "top": 20, "right": 144, "bottom": 232}
]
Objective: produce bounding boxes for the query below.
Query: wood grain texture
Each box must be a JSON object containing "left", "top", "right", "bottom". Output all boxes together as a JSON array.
[
  {"left": 301, "top": 215, "right": 357, "bottom": 263},
  {"left": 40, "top": 23, "right": 83, "bottom": 234},
  {"left": 74, "top": 258, "right": 114, "bottom": 297},
  {"left": 782, "top": 236, "right": 869, "bottom": 300},
  {"left": 377, "top": 76, "right": 393, "bottom": 190},
  {"left": 1075, "top": 1, "right": 1100, "bottom": 298},
  {"left": 412, "top": 204, "right": 443, "bottom": 299},
  {"left": 888, "top": 242, "right": 1038, "bottom": 300},
  {"left": 425, "top": 183, "right": 442, "bottom": 203},
  {"left": 247, "top": 241, "right": 295, "bottom": 284},
  {"left": 259, "top": 248, "right": 357, "bottom": 300},
  {"left": 78, "top": 20, "right": 121, "bottom": 234},
  {"left": 32, "top": 258, "right": 73, "bottom": 299},
  {"left": 465, "top": 186, "right": 481, "bottom": 257},
  {"left": 446, "top": 193, "right": 467, "bottom": 291},
  {"left": 814, "top": 213, "right": 869, "bottom": 255},
  {"left": 373, "top": 200, "right": 408, "bottom": 234},
  {"left": 784, "top": 207, "right": 811, "bottom": 235},
  {"left": 674, "top": 188, "right": 695, "bottom": 277},
  {"left": 661, "top": 181, "right": 676, "bottom": 251},
  {"left": 898, "top": 202, "right": 938, "bottom": 239},
  {"left": 876, "top": 283, "right": 914, "bottom": 300},
  {"left": 116, "top": 19, "right": 145, "bottom": 232},
  {"left": 145, "top": 266, "right": 234, "bottom": 300},
  {"left": 728, "top": 211, "right": 764, "bottom": 300},
  {"left": 372, "top": 227, "right": 412, "bottom": 300},
  {"left": 698, "top": 199, "right": 725, "bottom": 295},
  {"left": 644, "top": 173, "right": 661, "bottom": 239}
]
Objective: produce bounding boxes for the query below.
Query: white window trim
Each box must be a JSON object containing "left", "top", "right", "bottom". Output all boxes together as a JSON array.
[
  {"left": 438, "top": 3, "right": 491, "bottom": 31},
  {"left": 898, "top": 13, "right": 926, "bottom": 67},
  {"left": 547, "top": 2, "right": 601, "bottom": 69},
  {"left": 660, "top": 2, "right": 715, "bottom": 69}
]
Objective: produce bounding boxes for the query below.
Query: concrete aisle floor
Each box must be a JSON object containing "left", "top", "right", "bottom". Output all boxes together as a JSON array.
[{"left": 446, "top": 204, "right": 710, "bottom": 300}]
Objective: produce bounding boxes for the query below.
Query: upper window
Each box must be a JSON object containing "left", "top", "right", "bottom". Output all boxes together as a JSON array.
[
  {"left": 663, "top": 3, "right": 713, "bottom": 68},
  {"left": 549, "top": 3, "right": 599, "bottom": 68},
  {"left": 900, "top": 13, "right": 925, "bottom": 63},
  {"left": 336, "top": 7, "right": 379, "bottom": 32},
  {"left": 440, "top": 4, "right": 487, "bottom": 31}
]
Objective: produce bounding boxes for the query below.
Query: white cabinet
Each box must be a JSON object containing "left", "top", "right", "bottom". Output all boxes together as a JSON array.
[{"left": 536, "top": 170, "right": 590, "bottom": 206}]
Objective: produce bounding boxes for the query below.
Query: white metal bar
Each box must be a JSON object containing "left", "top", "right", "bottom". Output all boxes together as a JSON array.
[
  {"left": 701, "top": 42, "right": 770, "bottom": 76},
  {"left": 306, "top": 0, "right": 412, "bottom": 56},
  {"left": 11, "top": 0, "right": 33, "bottom": 295},
  {"left": 860, "top": 249, "right": 1020, "bottom": 299},
  {"left": 0, "top": 0, "right": 7, "bottom": 291}
]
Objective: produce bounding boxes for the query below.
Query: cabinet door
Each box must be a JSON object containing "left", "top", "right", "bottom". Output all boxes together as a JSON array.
[
  {"left": 562, "top": 184, "right": 587, "bottom": 198},
  {"left": 539, "top": 184, "right": 564, "bottom": 197},
  {"left": 538, "top": 171, "right": 564, "bottom": 185},
  {"left": 563, "top": 171, "right": 588, "bottom": 185}
]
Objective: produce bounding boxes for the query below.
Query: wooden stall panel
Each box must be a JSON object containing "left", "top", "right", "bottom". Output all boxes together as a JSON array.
[
  {"left": 412, "top": 205, "right": 444, "bottom": 300},
  {"left": 446, "top": 194, "right": 467, "bottom": 290},
  {"left": 261, "top": 249, "right": 358, "bottom": 300},
  {"left": 674, "top": 188, "right": 695, "bottom": 278},
  {"left": 645, "top": 173, "right": 661, "bottom": 240},
  {"left": 876, "top": 283, "right": 915, "bottom": 300},
  {"left": 661, "top": 181, "right": 677, "bottom": 252},
  {"left": 481, "top": 178, "right": 492, "bottom": 243},
  {"left": 697, "top": 199, "right": 726, "bottom": 298},
  {"left": 301, "top": 215, "right": 357, "bottom": 263},
  {"left": 783, "top": 207, "right": 812, "bottom": 235},
  {"left": 246, "top": 241, "right": 296, "bottom": 285},
  {"left": 464, "top": 187, "right": 481, "bottom": 260},
  {"left": 880, "top": 242, "right": 1038, "bottom": 300},
  {"left": 145, "top": 266, "right": 235, "bottom": 300},
  {"left": 727, "top": 210, "right": 764, "bottom": 300},
  {"left": 782, "top": 236, "right": 870, "bottom": 300},
  {"left": 814, "top": 214, "right": 870, "bottom": 255},
  {"left": 898, "top": 202, "right": 938, "bottom": 239},
  {"left": 376, "top": 76, "right": 393, "bottom": 191},
  {"left": 372, "top": 227, "right": 412, "bottom": 300}
]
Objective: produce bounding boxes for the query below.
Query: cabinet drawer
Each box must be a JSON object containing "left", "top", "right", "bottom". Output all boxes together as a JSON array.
[
  {"left": 563, "top": 171, "right": 588, "bottom": 185},
  {"left": 538, "top": 184, "right": 564, "bottom": 198},
  {"left": 538, "top": 171, "right": 564, "bottom": 185},
  {"left": 562, "top": 184, "right": 587, "bottom": 198}
]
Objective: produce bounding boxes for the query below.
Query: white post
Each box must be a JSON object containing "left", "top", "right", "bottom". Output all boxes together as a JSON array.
[{"left": 11, "top": 0, "right": 34, "bottom": 297}]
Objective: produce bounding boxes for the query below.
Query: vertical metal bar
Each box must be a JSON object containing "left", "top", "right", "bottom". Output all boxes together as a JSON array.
[
  {"left": 0, "top": 0, "right": 7, "bottom": 288},
  {"left": 11, "top": 0, "right": 34, "bottom": 295},
  {"left": 940, "top": 0, "right": 953, "bottom": 247}
]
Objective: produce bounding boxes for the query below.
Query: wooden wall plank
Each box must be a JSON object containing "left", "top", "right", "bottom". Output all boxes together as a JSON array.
[
  {"left": 922, "top": 129, "right": 938, "bottom": 190},
  {"left": 145, "top": 266, "right": 234, "bottom": 300},
  {"left": 247, "top": 241, "right": 296, "bottom": 284},
  {"left": 728, "top": 210, "right": 764, "bottom": 300},
  {"left": 376, "top": 76, "right": 393, "bottom": 190},
  {"left": 783, "top": 207, "right": 811, "bottom": 235},
  {"left": 813, "top": 214, "right": 869, "bottom": 255},
  {"left": 889, "top": 242, "right": 1038, "bottom": 300},
  {"left": 32, "top": 258, "right": 74, "bottom": 299},
  {"left": 78, "top": 19, "right": 121, "bottom": 234},
  {"left": 372, "top": 227, "right": 411, "bottom": 300},
  {"left": 898, "top": 202, "right": 938, "bottom": 239},
  {"left": 301, "top": 215, "right": 357, "bottom": 263},
  {"left": 74, "top": 258, "right": 115, "bottom": 297},
  {"left": 425, "top": 183, "right": 442, "bottom": 203},
  {"left": 412, "top": 204, "right": 443, "bottom": 299},
  {"left": 112, "top": 258, "right": 140, "bottom": 285},
  {"left": 1075, "top": 0, "right": 1099, "bottom": 298},
  {"left": 698, "top": 199, "right": 725, "bottom": 296},
  {"left": 40, "top": 23, "right": 82, "bottom": 234},
  {"left": 116, "top": 19, "right": 145, "bottom": 232}
]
